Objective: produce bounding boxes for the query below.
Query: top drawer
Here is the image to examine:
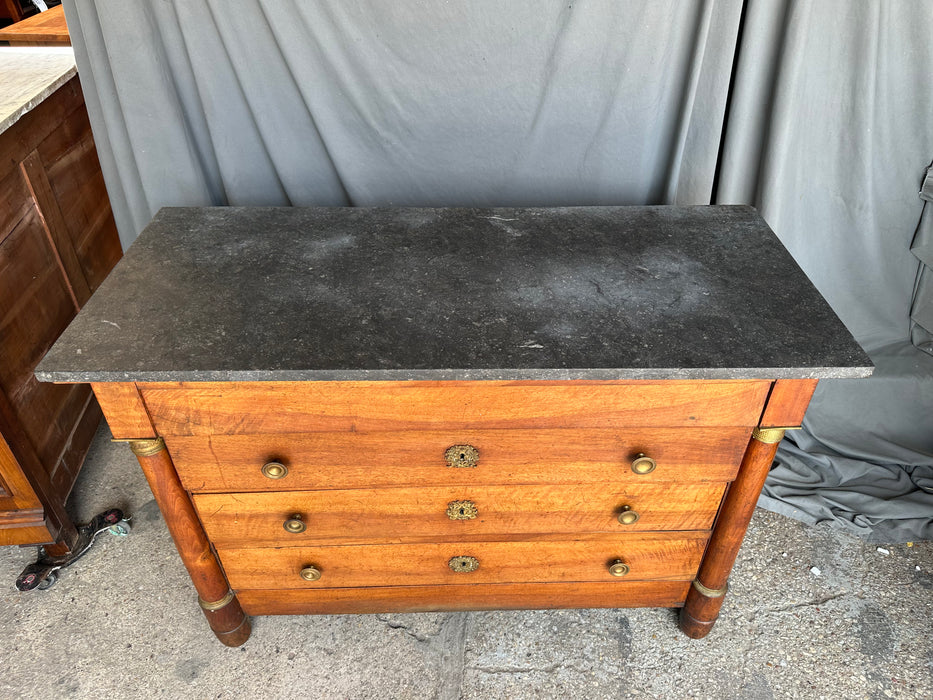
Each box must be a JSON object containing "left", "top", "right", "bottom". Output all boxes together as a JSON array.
[{"left": 140, "top": 380, "right": 771, "bottom": 436}]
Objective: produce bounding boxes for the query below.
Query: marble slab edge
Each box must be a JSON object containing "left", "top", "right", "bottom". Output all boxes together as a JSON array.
[
  {"left": 36, "top": 365, "right": 875, "bottom": 384},
  {"left": 0, "top": 49, "right": 76, "bottom": 134}
]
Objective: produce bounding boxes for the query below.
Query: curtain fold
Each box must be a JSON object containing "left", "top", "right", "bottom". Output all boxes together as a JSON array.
[
  {"left": 63, "top": 0, "right": 933, "bottom": 540},
  {"left": 716, "top": 0, "right": 933, "bottom": 542},
  {"left": 64, "top": 0, "right": 743, "bottom": 248},
  {"left": 717, "top": 0, "right": 933, "bottom": 351},
  {"left": 910, "top": 165, "right": 933, "bottom": 354}
]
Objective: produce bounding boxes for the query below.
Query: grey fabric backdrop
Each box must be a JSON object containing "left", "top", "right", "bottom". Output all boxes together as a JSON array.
[
  {"left": 65, "top": 0, "right": 744, "bottom": 243},
  {"left": 62, "top": 0, "right": 933, "bottom": 541},
  {"left": 714, "top": 0, "right": 933, "bottom": 541},
  {"left": 911, "top": 166, "right": 933, "bottom": 354}
]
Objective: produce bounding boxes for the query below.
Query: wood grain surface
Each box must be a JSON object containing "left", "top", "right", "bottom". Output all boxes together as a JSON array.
[
  {"left": 217, "top": 532, "right": 708, "bottom": 590},
  {"left": 193, "top": 482, "right": 725, "bottom": 547},
  {"left": 689, "top": 437, "right": 781, "bottom": 593},
  {"left": 237, "top": 579, "right": 691, "bottom": 616},
  {"left": 680, "top": 433, "right": 783, "bottom": 638},
  {"left": 20, "top": 150, "right": 92, "bottom": 305},
  {"left": 0, "top": 75, "right": 119, "bottom": 553},
  {"left": 0, "top": 432, "right": 48, "bottom": 544},
  {"left": 0, "top": 5, "right": 69, "bottom": 45},
  {"left": 167, "top": 426, "right": 750, "bottom": 492},
  {"left": 0, "top": 198, "right": 91, "bottom": 473},
  {"left": 759, "top": 378, "right": 818, "bottom": 427},
  {"left": 36, "top": 94, "right": 120, "bottom": 292},
  {"left": 141, "top": 380, "right": 771, "bottom": 436},
  {"left": 130, "top": 445, "right": 236, "bottom": 608},
  {"left": 91, "top": 383, "right": 156, "bottom": 439}
]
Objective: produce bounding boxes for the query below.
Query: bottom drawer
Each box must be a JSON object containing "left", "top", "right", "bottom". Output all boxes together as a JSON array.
[
  {"left": 218, "top": 532, "right": 708, "bottom": 590},
  {"left": 237, "top": 580, "right": 691, "bottom": 616}
]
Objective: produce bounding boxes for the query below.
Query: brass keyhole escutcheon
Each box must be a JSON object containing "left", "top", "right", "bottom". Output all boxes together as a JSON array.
[
  {"left": 449, "top": 556, "right": 480, "bottom": 573},
  {"left": 630, "top": 453, "right": 657, "bottom": 475},
  {"left": 283, "top": 514, "right": 306, "bottom": 534},
  {"left": 299, "top": 565, "right": 322, "bottom": 581},
  {"left": 608, "top": 560, "right": 630, "bottom": 577},
  {"left": 261, "top": 461, "right": 288, "bottom": 479},
  {"left": 446, "top": 445, "right": 479, "bottom": 468},
  {"left": 446, "top": 500, "right": 478, "bottom": 520},
  {"left": 617, "top": 505, "right": 640, "bottom": 525}
]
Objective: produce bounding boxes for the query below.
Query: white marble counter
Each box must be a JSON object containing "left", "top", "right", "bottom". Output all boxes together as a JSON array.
[{"left": 0, "top": 46, "right": 76, "bottom": 135}]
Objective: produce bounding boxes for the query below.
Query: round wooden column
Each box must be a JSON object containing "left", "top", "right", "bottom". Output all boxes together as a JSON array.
[
  {"left": 128, "top": 438, "right": 251, "bottom": 647},
  {"left": 679, "top": 427, "right": 785, "bottom": 639}
]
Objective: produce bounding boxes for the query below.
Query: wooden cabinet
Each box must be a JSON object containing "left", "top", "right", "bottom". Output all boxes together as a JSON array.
[
  {"left": 37, "top": 206, "right": 870, "bottom": 644},
  {"left": 0, "top": 6, "right": 70, "bottom": 47},
  {"left": 0, "top": 71, "right": 121, "bottom": 553}
]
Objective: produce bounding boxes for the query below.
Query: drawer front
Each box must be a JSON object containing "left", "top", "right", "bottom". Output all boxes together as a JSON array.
[
  {"left": 141, "top": 380, "right": 771, "bottom": 436},
  {"left": 167, "top": 427, "right": 751, "bottom": 492},
  {"left": 237, "top": 580, "right": 692, "bottom": 616},
  {"left": 217, "top": 532, "right": 708, "bottom": 590},
  {"left": 194, "top": 483, "right": 725, "bottom": 547}
]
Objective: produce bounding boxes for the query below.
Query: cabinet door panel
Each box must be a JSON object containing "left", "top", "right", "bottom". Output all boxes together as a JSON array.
[
  {"left": 0, "top": 432, "right": 52, "bottom": 547},
  {"left": 37, "top": 101, "right": 121, "bottom": 291},
  {"left": 0, "top": 189, "right": 85, "bottom": 478}
]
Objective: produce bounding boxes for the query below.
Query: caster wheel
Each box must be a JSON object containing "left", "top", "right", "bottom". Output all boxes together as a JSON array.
[
  {"left": 16, "top": 570, "right": 43, "bottom": 592},
  {"left": 108, "top": 520, "right": 132, "bottom": 536},
  {"left": 36, "top": 572, "right": 57, "bottom": 590},
  {"left": 102, "top": 509, "right": 123, "bottom": 525}
]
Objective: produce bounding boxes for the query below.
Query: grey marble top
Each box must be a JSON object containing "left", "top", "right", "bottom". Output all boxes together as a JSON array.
[
  {"left": 37, "top": 206, "right": 873, "bottom": 383},
  {"left": 0, "top": 47, "right": 76, "bottom": 135}
]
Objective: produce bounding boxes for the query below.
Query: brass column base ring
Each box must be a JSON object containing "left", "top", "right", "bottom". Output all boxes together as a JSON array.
[
  {"left": 692, "top": 579, "right": 728, "bottom": 598},
  {"left": 199, "top": 589, "right": 236, "bottom": 611}
]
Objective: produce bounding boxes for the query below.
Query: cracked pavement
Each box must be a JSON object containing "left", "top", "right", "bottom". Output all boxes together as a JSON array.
[{"left": 0, "top": 426, "right": 930, "bottom": 699}]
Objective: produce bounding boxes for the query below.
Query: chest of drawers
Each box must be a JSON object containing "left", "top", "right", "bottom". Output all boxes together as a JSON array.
[{"left": 37, "top": 206, "right": 872, "bottom": 646}]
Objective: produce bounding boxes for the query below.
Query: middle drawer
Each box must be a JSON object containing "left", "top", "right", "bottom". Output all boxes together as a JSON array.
[{"left": 192, "top": 482, "right": 726, "bottom": 547}]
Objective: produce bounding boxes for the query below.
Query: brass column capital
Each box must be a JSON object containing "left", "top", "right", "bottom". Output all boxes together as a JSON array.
[
  {"left": 751, "top": 426, "right": 800, "bottom": 444},
  {"left": 125, "top": 437, "right": 166, "bottom": 457}
]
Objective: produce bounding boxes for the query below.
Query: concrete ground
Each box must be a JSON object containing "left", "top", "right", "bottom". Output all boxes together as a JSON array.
[{"left": 0, "top": 425, "right": 930, "bottom": 700}]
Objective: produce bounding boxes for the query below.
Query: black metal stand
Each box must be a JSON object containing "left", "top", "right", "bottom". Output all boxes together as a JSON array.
[{"left": 15, "top": 508, "right": 131, "bottom": 591}]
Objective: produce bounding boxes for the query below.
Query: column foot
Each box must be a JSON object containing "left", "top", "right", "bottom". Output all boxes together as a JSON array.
[
  {"left": 678, "top": 579, "right": 728, "bottom": 639},
  {"left": 200, "top": 590, "right": 252, "bottom": 647}
]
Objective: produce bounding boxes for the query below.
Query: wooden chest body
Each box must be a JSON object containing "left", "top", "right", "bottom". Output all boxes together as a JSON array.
[
  {"left": 0, "top": 68, "right": 121, "bottom": 554},
  {"left": 39, "top": 206, "right": 871, "bottom": 644},
  {"left": 93, "top": 375, "right": 812, "bottom": 631}
]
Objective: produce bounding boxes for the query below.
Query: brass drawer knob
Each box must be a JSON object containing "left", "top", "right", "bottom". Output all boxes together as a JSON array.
[
  {"left": 449, "top": 556, "right": 480, "bottom": 573},
  {"left": 630, "top": 453, "right": 657, "bottom": 475},
  {"left": 299, "top": 565, "right": 322, "bottom": 581},
  {"left": 283, "top": 514, "right": 306, "bottom": 534},
  {"left": 446, "top": 444, "right": 479, "bottom": 468},
  {"left": 617, "top": 505, "right": 640, "bottom": 525},
  {"left": 608, "top": 560, "right": 630, "bottom": 577},
  {"left": 261, "top": 461, "right": 288, "bottom": 479},
  {"left": 446, "top": 500, "right": 478, "bottom": 520}
]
